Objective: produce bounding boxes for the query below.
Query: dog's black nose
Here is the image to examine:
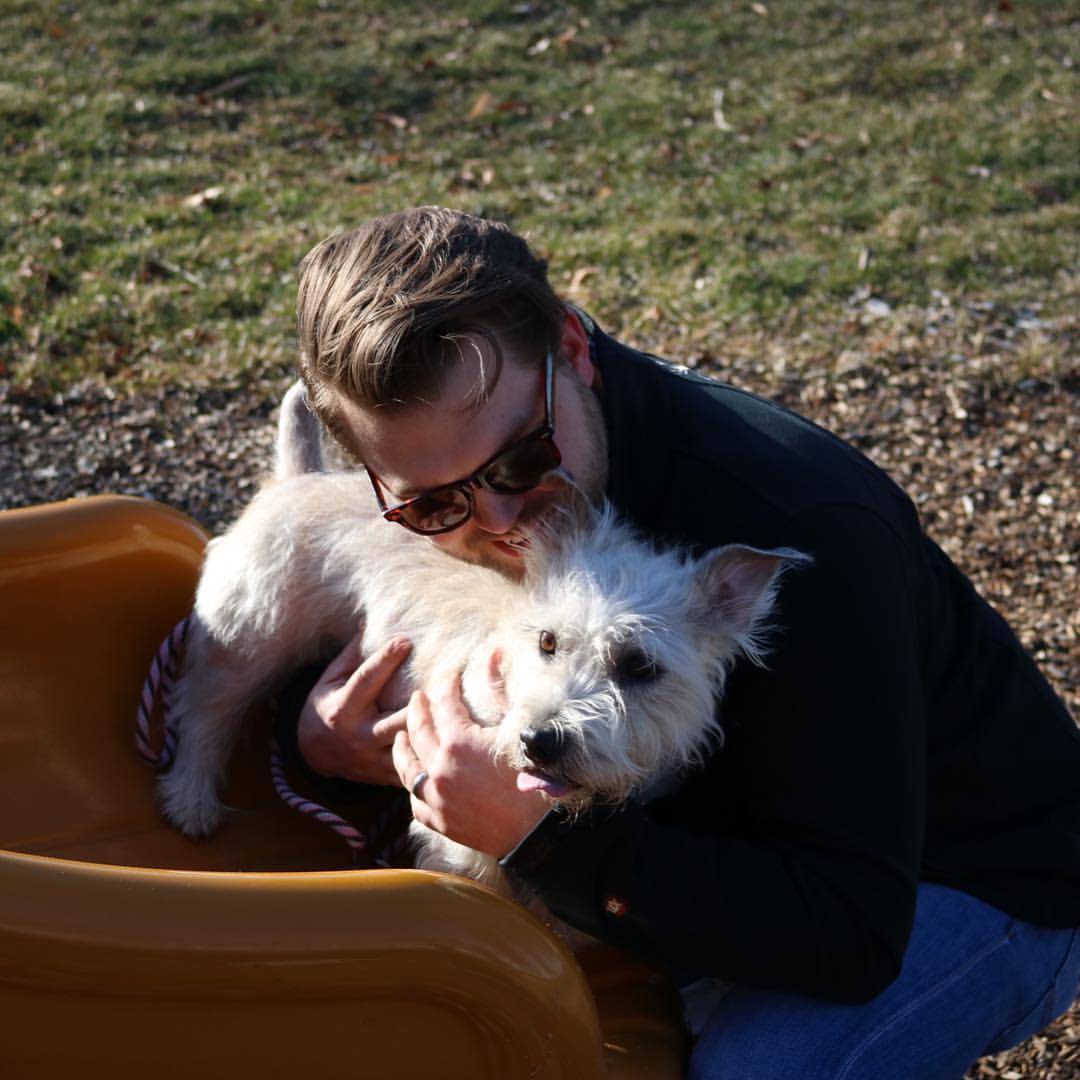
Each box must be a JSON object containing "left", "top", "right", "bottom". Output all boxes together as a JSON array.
[{"left": 521, "top": 725, "right": 565, "bottom": 766}]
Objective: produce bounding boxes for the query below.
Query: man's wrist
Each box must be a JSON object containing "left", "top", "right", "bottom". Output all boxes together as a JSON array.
[{"left": 498, "top": 806, "right": 559, "bottom": 864}]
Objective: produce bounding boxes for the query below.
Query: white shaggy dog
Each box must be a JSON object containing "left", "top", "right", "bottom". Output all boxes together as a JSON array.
[{"left": 160, "top": 384, "right": 805, "bottom": 893}]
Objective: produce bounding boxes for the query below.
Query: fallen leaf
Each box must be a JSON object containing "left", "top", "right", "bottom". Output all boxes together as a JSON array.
[
  {"left": 181, "top": 186, "right": 224, "bottom": 209},
  {"left": 713, "top": 89, "right": 733, "bottom": 132},
  {"left": 375, "top": 111, "right": 409, "bottom": 130},
  {"left": 1027, "top": 183, "right": 1062, "bottom": 204},
  {"left": 468, "top": 92, "right": 494, "bottom": 120},
  {"left": 568, "top": 266, "right": 600, "bottom": 293},
  {"left": 203, "top": 73, "right": 254, "bottom": 98}
]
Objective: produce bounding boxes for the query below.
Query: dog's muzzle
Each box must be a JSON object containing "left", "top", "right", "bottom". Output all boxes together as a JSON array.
[{"left": 520, "top": 724, "right": 566, "bottom": 768}]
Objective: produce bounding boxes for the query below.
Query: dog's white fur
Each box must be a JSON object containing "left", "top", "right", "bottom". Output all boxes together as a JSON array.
[{"left": 160, "top": 383, "right": 806, "bottom": 894}]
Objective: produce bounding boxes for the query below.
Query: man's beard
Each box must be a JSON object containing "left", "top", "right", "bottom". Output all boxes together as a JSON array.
[
  {"left": 564, "top": 379, "right": 609, "bottom": 503},
  {"left": 462, "top": 382, "right": 608, "bottom": 579}
]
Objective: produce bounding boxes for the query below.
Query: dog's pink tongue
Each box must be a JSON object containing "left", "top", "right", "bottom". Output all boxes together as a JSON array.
[{"left": 516, "top": 771, "right": 570, "bottom": 799}]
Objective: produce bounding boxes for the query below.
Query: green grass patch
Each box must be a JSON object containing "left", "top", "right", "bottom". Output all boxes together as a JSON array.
[{"left": 2, "top": 0, "right": 1076, "bottom": 389}]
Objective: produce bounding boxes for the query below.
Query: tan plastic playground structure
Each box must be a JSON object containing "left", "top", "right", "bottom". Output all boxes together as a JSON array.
[{"left": 0, "top": 495, "right": 687, "bottom": 1078}]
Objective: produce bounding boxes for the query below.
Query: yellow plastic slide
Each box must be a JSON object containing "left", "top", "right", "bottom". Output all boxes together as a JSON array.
[{"left": 0, "top": 496, "right": 686, "bottom": 1078}]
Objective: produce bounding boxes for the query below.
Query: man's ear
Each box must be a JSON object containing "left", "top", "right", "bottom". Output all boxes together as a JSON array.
[
  {"left": 694, "top": 545, "right": 810, "bottom": 641},
  {"left": 560, "top": 308, "right": 595, "bottom": 386}
]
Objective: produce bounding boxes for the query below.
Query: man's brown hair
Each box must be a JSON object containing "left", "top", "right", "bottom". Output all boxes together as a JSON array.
[{"left": 296, "top": 207, "right": 565, "bottom": 446}]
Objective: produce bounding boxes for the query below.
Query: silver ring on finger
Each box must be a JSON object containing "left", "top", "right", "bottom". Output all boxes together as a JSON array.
[{"left": 411, "top": 770, "right": 430, "bottom": 800}]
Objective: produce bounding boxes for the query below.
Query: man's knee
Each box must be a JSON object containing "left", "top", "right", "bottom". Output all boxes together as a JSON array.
[{"left": 686, "top": 990, "right": 853, "bottom": 1080}]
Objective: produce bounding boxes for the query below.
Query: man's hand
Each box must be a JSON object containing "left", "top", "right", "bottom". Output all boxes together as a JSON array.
[
  {"left": 393, "top": 672, "right": 550, "bottom": 859},
  {"left": 297, "top": 625, "right": 412, "bottom": 786}
]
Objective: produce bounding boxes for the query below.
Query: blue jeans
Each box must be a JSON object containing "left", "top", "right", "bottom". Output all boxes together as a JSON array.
[{"left": 689, "top": 884, "right": 1080, "bottom": 1079}]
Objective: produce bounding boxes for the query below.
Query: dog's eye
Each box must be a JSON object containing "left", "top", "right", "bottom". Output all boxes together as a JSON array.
[
  {"left": 616, "top": 648, "right": 662, "bottom": 684},
  {"left": 538, "top": 630, "right": 558, "bottom": 657}
]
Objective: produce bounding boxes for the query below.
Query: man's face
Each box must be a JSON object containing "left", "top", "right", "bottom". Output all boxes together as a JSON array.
[{"left": 337, "top": 325, "right": 607, "bottom": 578}]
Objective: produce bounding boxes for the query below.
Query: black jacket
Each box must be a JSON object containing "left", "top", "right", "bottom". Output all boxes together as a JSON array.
[{"left": 501, "top": 325, "right": 1080, "bottom": 1003}]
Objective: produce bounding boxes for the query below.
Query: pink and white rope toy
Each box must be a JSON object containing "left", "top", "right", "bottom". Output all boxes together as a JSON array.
[{"left": 135, "top": 615, "right": 400, "bottom": 868}]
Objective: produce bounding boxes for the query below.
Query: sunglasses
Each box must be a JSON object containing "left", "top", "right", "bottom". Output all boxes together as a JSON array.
[{"left": 367, "top": 348, "right": 562, "bottom": 535}]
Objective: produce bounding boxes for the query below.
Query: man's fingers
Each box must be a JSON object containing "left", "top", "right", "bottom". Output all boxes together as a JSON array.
[
  {"left": 405, "top": 689, "right": 438, "bottom": 762},
  {"left": 427, "top": 670, "right": 474, "bottom": 738},
  {"left": 371, "top": 705, "right": 409, "bottom": 740},
  {"left": 391, "top": 728, "right": 423, "bottom": 794},
  {"left": 341, "top": 635, "right": 412, "bottom": 701},
  {"left": 320, "top": 622, "right": 367, "bottom": 683}
]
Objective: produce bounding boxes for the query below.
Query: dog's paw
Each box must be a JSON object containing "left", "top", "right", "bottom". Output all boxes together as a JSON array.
[{"left": 158, "top": 768, "right": 227, "bottom": 838}]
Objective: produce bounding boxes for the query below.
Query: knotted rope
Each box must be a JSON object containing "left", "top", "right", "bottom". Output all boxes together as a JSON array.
[
  {"left": 269, "top": 735, "right": 374, "bottom": 866},
  {"left": 136, "top": 615, "right": 405, "bottom": 868},
  {"left": 135, "top": 615, "right": 190, "bottom": 769}
]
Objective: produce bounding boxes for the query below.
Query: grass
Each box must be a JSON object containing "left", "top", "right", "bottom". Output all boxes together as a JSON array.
[{"left": 1, "top": 0, "right": 1076, "bottom": 389}]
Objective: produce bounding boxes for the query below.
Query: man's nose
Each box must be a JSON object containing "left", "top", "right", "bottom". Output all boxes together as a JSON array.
[{"left": 471, "top": 488, "right": 524, "bottom": 534}]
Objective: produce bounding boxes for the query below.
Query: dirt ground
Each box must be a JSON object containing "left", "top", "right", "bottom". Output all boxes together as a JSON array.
[{"left": 1, "top": 338, "right": 1076, "bottom": 1075}]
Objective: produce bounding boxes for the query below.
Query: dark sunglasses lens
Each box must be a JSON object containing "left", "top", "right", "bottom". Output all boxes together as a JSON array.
[
  {"left": 402, "top": 488, "right": 471, "bottom": 533},
  {"left": 481, "top": 435, "right": 562, "bottom": 494}
]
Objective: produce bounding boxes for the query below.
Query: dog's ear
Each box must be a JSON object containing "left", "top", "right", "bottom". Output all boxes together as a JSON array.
[
  {"left": 693, "top": 545, "right": 809, "bottom": 643},
  {"left": 274, "top": 381, "right": 323, "bottom": 479}
]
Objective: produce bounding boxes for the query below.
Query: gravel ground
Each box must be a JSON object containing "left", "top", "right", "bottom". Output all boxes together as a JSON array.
[{"left": 1, "top": 327, "right": 1076, "bottom": 1076}]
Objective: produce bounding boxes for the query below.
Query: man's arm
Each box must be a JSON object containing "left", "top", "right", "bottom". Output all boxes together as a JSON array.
[
  {"left": 282, "top": 505, "right": 929, "bottom": 1001},
  {"left": 504, "top": 505, "right": 928, "bottom": 1003}
]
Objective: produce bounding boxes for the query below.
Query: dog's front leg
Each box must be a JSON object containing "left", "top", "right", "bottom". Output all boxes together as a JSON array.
[
  {"left": 408, "top": 821, "right": 513, "bottom": 896},
  {"left": 157, "top": 620, "right": 273, "bottom": 837}
]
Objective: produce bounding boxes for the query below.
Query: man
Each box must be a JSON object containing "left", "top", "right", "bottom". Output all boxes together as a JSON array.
[{"left": 281, "top": 206, "right": 1080, "bottom": 1077}]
